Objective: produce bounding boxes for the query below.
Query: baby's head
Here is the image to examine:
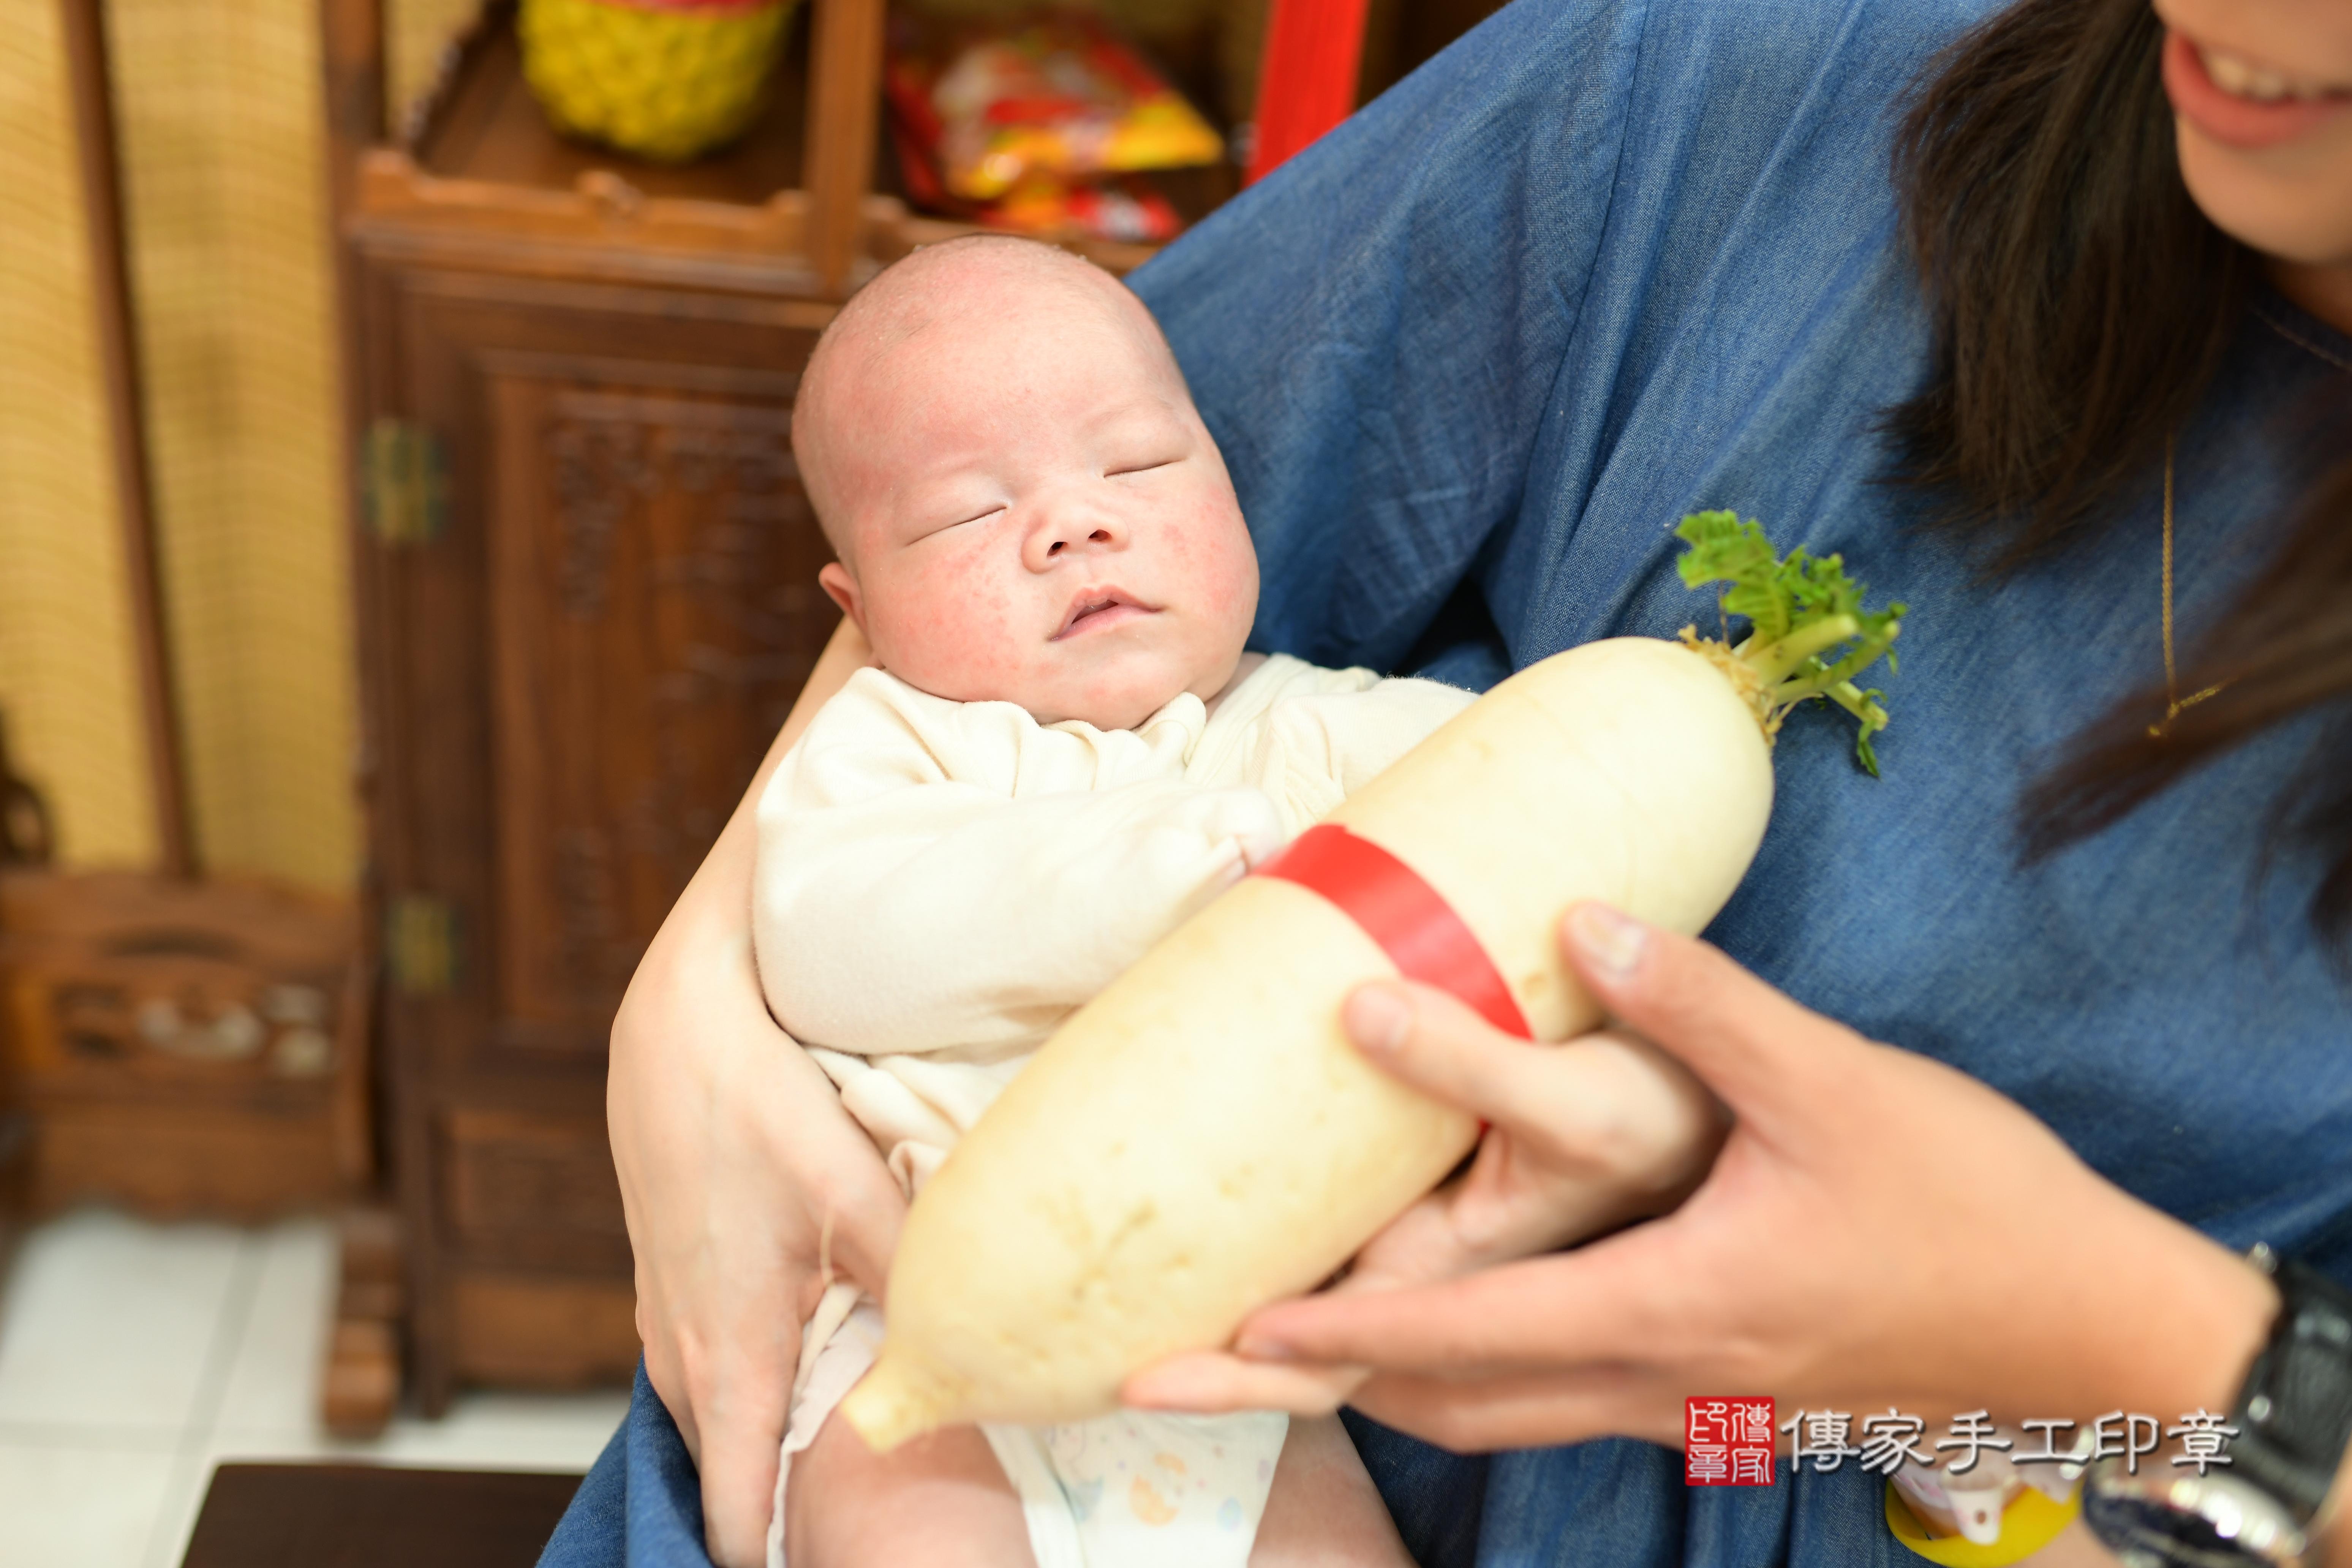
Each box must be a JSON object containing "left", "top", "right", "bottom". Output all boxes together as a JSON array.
[{"left": 797, "top": 236, "right": 1258, "bottom": 732}]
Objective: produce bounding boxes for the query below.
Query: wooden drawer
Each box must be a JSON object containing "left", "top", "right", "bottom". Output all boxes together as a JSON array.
[
  {"left": 31, "top": 1099, "right": 343, "bottom": 1218},
  {"left": 0, "top": 870, "right": 367, "bottom": 1217},
  {"left": 0, "top": 871, "right": 356, "bottom": 1103},
  {"left": 439, "top": 1106, "right": 629, "bottom": 1270},
  {"left": 449, "top": 1268, "right": 640, "bottom": 1388}
]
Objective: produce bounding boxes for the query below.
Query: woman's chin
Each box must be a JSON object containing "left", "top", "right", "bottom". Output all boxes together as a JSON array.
[{"left": 2177, "top": 128, "right": 2352, "bottom": 273}]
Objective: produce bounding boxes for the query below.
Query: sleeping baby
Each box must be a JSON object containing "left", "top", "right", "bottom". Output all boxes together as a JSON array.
[{"left": 751, "top": 234, "right": 1477, "bottom": 1568}]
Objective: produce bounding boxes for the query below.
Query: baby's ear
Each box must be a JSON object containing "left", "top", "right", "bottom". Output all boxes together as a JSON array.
[{"left": 817, "top": 561, "right": 866, "bottom": 635}]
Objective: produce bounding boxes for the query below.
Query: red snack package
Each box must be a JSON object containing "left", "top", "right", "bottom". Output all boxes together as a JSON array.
[{"left": 886, "top": 13, "right": 1223, "bottom": 203}]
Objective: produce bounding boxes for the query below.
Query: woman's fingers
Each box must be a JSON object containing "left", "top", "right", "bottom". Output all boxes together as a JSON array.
[
  {"left": 1344, "top": 982, "right": 1710, "bottom": 1162},
  {"left": 1342, "top": 985, "right": 1691, "bottom": 1170},
  {"left": 801, "top": 1162, "right": 908, "bottom": 1307},
  {"left": 1337, "top": 975, "right": 1726, "bottom": 1277},
  {"left": 1345, "top": 1183, "right": 1512, "bottom": 1290},
  {"left": 1199, "top": 903, "right": 2277, "bottom": 1461},
  {"left": 1512, "top": 1032, "right": 1725, "bottom": 1202},
  {"left": 697, "top": 1383, "right": 792, "bottom": 1568},
  {"left": 1122, "top": 1348, "right": 1367, "bottom": 1415},
  {"left": 1557, "top": 904, "right": 1852, "bottom": 1127},
  {"left": 778, "top": 1044, "right": 913, "bottom": 1306},
  {"left": 1124, "top": 1347, "right": 1667, "bottom": 1456},
  {"left": 1347, "top": 1366, "right": 1682, "bottom": 1455},
  {"left": 1236, "top": 1232, "right": 1709, "bottom": 1381},
  {"left": 1339, "top": 982, "right": 1534, "bottom": 1124},
  {"left": 634, "top": 1041, "right": 909, "bottom": 1567},
  {"left": 652, "top": 1300, "right": 797, "bottom": 1568}
]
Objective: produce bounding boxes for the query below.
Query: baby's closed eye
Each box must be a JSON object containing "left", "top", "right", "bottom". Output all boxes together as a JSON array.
[
  {"left": 912, "top": 503, "right": 1008, "bottom": 541},
  {"left": 1103, "top": 456, "right": 1181, "bottom": 479}
]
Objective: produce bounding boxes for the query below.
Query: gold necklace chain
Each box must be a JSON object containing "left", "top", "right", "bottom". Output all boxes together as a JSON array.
[{"left": 2149, "top": 433, "right": 2227, "bottom": 738}]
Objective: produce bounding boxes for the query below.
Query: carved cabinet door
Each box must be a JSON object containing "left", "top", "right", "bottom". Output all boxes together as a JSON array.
[
  {"left": 483, "top": 370, "right": 826, "bottom": 1046},
  {"left": 354, "top": 265, "right": 841, "bottom": 1400},
  {"left": 366, "top": 272, "right": 839, "bottom": 1072}
]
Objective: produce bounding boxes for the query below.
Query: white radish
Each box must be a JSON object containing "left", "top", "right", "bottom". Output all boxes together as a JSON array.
[{"left": 841, "top": 511, "right": 1905, "bottom": 1449}]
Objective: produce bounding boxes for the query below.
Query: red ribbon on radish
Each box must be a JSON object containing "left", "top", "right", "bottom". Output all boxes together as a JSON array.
[{"left": 1254, "top": 823, "right": 1533, "bottom": 1041}]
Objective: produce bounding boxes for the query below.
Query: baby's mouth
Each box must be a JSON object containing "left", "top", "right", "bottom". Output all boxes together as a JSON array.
[{"left": 1054, "top": 588, "right": 1155, "bottom": 640}]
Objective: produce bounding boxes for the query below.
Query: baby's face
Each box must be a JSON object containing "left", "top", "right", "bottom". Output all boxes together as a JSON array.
[{"left": 810, "top": 267, "right": 1258, "bottom": 732}]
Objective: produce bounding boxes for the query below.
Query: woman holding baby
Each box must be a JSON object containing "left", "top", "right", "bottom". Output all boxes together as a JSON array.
[{"left": 545, "top": 0, "right": 2352, "bottom": 1563}]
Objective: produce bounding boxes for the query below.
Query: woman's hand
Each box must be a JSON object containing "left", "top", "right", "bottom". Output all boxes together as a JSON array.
[
  {"left": 1127, "top": 994, "right": 1728, "bottom": 1417},
  {"left": 610, "top": 620, "right": 904, "bottom": 1568},
  {"left": 1129, "top": 904, "right": 2277, "bottom": 1457}
]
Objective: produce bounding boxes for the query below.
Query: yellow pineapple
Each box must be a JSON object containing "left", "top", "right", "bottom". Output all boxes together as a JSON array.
[{"left": 519, "top": 0, "right": 796, "bottom": 164}]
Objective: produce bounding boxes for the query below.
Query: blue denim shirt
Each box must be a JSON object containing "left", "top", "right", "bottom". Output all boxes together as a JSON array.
[
  {"left": 1124, "top": 0, "right": 2352, "bottom": 1559},
  {"left": 544, "top": 0, "right": 2352, "bottom": 1562},
  {"left": 1132, "top": 0, "right": 2352, "bottom": 1260}
]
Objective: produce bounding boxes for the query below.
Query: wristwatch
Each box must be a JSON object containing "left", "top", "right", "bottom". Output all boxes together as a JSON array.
[{"left": 2083, "top": 1245, "right": 2352, "bottom": 1567}]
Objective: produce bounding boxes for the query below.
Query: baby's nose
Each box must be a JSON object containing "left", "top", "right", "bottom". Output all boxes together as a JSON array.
[
  {"left": 1027, "top": 502, "right": 1128, "bottom": 566},
  {"left": 1043, "top": 525, "right": 1118, "bottom": 558}
]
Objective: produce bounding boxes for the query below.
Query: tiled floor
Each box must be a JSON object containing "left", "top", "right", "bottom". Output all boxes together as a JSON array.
[{"left": 0, "top": 1207, "right": 631, "bottom": 1568}]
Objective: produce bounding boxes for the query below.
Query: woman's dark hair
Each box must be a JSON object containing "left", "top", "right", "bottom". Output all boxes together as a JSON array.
[{"left": 1887, "top": 0, "right": 2352, "bottom": 946}]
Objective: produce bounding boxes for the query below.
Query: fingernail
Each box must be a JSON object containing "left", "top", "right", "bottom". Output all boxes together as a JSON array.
[
  {"left": 1566, "top": 903, "right": 1649, "bottom": 981},
  {"left": 1233, "top": 1331, "right": 1296, "bottom": 1362},
  {"left": 1342, "top": 986, "right": 1413, "bottom": 1054}
]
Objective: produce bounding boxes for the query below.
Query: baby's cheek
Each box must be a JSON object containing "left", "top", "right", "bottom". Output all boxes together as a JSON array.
[
  {"left": 1176, "top": 498, "right": 1255, "bottom": 607},
  {"left": 885, "top": 557, "right": 1025, "bottom": 697}
]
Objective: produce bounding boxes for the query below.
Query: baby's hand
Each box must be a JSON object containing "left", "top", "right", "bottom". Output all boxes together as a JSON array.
[
  {"left": 1047, "top": 786, "right": 1287, "bottom": 976},
  {"left": 1115, "top": 786, "right": 1283, "bottom": 924},
  {"left": 1163, "top": 786, "right": 1287, "bottom": 874}
]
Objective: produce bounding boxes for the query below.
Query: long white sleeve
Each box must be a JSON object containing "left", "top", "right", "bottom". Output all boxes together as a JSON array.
[
  {"left": 1242, "top": 675, "right": 1478, "bottom": 829},
  {"left": 754, "top": 670, "right": 1284, "bottom": 1057}
]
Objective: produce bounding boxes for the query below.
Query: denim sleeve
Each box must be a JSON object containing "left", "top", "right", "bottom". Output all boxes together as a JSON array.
[
  {"left": 536, "top": 1361, "right": 712, "bottom": 1568},
  {"left": 1129, "top": 0, "right": 1649, "bottom": 677},
  {"left": 1134, "top": 0, "right": 1995, "bottom": 684}
]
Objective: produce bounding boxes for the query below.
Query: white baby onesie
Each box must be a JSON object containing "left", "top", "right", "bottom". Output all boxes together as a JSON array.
[{"left": 752, "top": 653, "right": 1474, "bottom": 1568}]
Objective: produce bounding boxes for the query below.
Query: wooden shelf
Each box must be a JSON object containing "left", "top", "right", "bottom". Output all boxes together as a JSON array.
[
  {"left": 341, "top": 0, "right": 882, "bottom": 296},
  {"left": 346, "top": 19, "right": 823, "bottom": 295},
  {"left": 416, "top": 13, "right": 809, "bottom": 206},
  {"left": 865, "top": 116, "right": 1239, "bottom": 276},
  {"left": 367, "top": 2, "right": 1238, "bottom": 282}
]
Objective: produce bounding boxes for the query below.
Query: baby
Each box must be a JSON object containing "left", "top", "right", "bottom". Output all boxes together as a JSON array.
[{"left": 752, "top": 234, "right": 1477, "bottom": 1568}]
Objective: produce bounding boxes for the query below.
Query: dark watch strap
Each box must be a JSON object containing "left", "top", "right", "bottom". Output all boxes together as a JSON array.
[{"left": 2232, "top": 1247, "right": 2352, "bottom": 1524}]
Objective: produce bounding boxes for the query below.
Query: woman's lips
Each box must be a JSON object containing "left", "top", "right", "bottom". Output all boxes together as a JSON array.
[
  {"left": 1053, "top": 591, "right": 1156, "bottom": 640},
  {"left": 2163, "top": 30, "right": 2352, "bottom": 152}
]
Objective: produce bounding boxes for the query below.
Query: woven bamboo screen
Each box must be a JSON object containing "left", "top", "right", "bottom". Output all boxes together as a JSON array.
[
  {"left": 387, "top": 0, "right": 483, "bottom": 139},
  {"left": 0, "top": 0, "right": 358, "bottom": 891},
  {"left": 107, "top": 0, "right": 358, "bottom": 889},
  {"left": 0, "top": 0, "right": 155, "bottom": 868}
]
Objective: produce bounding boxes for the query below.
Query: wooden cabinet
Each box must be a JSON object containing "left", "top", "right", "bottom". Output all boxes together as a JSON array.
[
  {"left": 0, "top": 872, "right": 366, "bottom": 1219},
  {"left": 328, "top": 0, "right": 1498, "bottom": 1408},
  {"left": 335, "top": 0, "right": 1243, "bottom": 1400},
  {"left": 352, "top": 267, "right": 839, "bottom": 1399},
  {"left": 334, "top": 2, "right": 874, "bottom": 1404}
]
